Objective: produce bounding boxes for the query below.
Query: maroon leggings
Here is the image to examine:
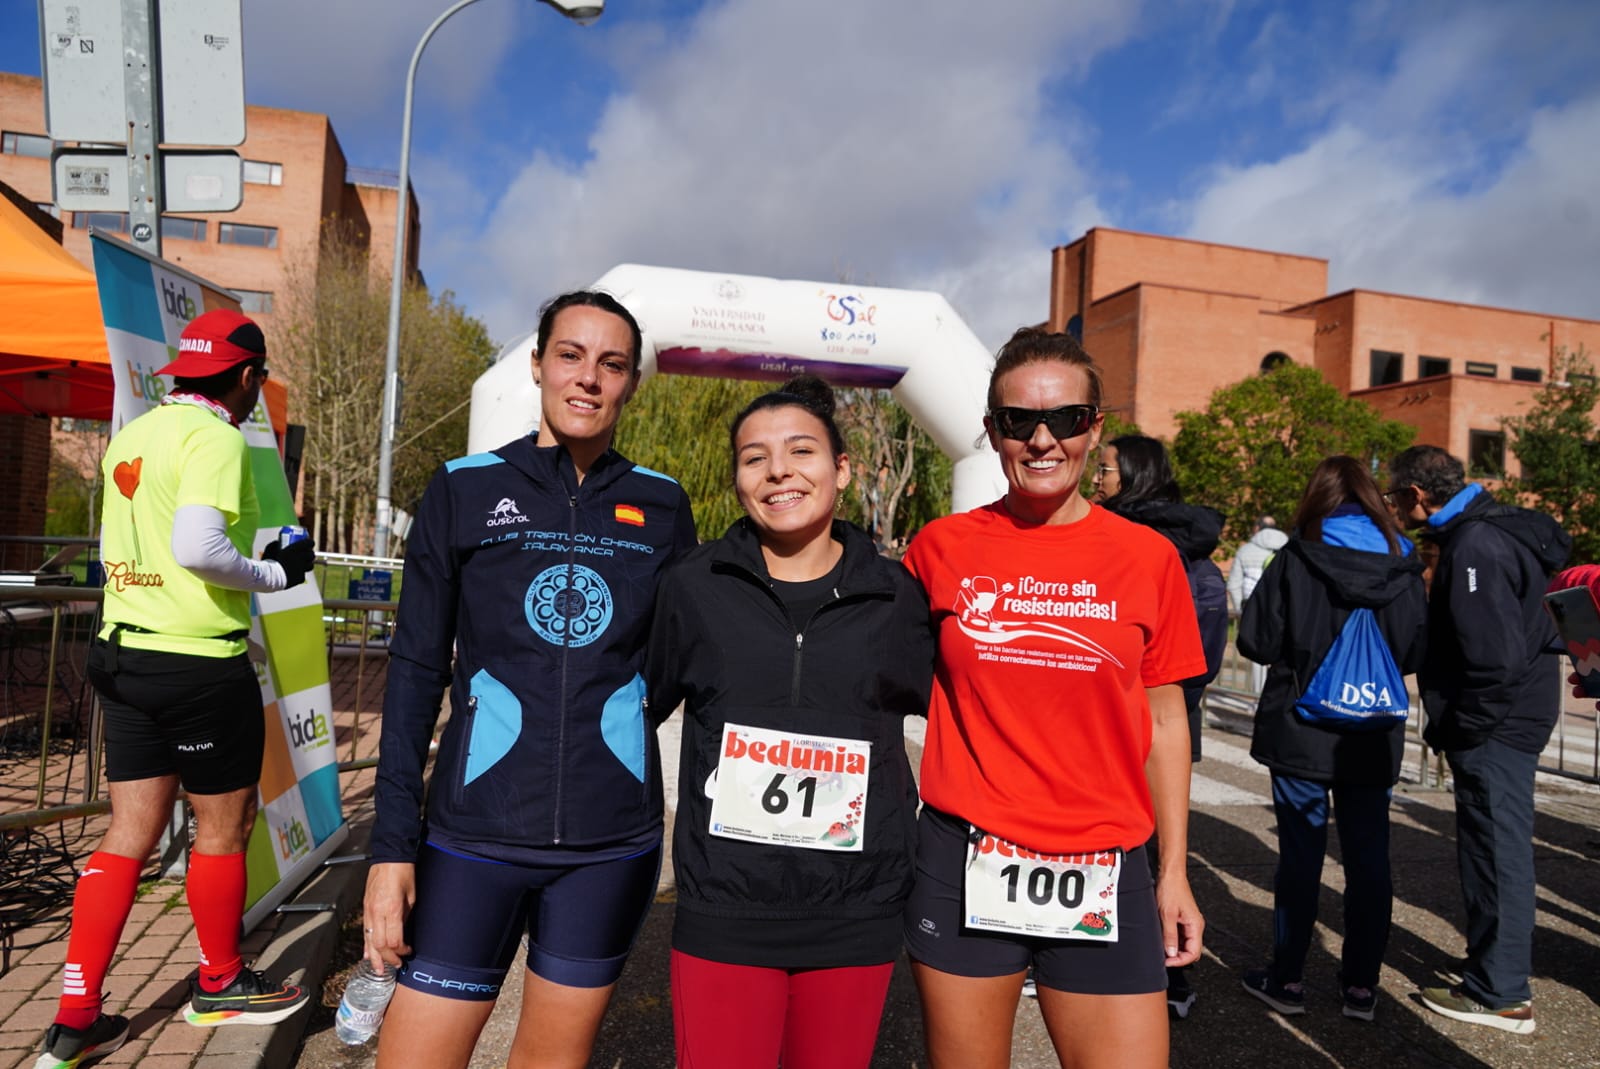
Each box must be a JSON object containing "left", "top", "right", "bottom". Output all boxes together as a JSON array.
[{"left": 670, "top": 950, "right": 894, "bottom": 1069}]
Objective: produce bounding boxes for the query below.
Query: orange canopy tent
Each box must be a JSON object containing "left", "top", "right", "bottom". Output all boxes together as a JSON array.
[
  {"left": 0, "top": 193, "right": 114, "bottom": 418},
  {"left": 0, "top": 205, "right": 288, "bottom": 436}
]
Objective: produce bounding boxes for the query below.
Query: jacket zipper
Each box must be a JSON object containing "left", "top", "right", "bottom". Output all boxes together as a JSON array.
[
  {"left": 454, "top": 694, "right": 478, "bottom": 804},
  {"left": 554, "top": 491, "right": 578, "bottom": 843}
]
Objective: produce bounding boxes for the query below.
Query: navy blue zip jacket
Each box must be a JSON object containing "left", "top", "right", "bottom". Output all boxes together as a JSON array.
[
  {"left": 371, "top": 438, "right": 697, "bottom": 864},
  {"left": 1419, "top": 485, "right": 1571, "bottom": 754}
]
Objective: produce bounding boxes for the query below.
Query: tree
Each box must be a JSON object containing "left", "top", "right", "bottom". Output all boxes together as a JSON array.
[
  {"left": 834, "top": 388, "right": 951, "bottom": 551},
  {"left": 613, "top": 374, "right": 768, "bottom": 540},
  {"left": 1499, "top": 345, "right": 1600, "bottom": 562},
  {"left": 615, "top": 376, "right": 953, "bottom": 546},
  {"left": 275, "top": 222, "right": 493, "bottom": 554},
  {"left": 1170, "top": 364, "right": 1415, "bottom": 548}
]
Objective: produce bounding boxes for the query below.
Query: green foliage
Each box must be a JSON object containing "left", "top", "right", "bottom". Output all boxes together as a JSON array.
[
  {"left": 1499, "top": 346, "right": 1600, "bottom": 563},
  {"left": 1170, "top": 364, "right": 1415, "bottom": 548},
  {"left": 615, "top": 377, "right": 954, "bottom": 545},
  {"left": 835, "top": 388, "right": 951, "bottom": 550},
  {"left": 613, "top": 374, "right": 768, "bottom": 539},
  {"left": 276, "top": 221, "right": 493, "bottom": 552}
]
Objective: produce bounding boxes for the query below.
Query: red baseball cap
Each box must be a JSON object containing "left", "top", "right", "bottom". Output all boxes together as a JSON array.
[{"left": 157, "top": 309, "right": 267, "bottom": 377}]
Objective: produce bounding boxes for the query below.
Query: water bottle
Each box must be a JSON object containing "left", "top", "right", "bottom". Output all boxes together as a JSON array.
[{"left": 334, "top": 960, "right": 396, "bottom": 1045}]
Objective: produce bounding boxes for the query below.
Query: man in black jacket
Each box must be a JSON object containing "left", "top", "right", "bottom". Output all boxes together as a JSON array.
[{"left": 1386, "top": 445, "right": 1571, "bottom": 1035}]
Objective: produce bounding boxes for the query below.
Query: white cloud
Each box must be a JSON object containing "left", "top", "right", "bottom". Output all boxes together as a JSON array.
[
  {"left": 1182, "top": 7, "right": 1600, "bottom": 322},
  {"left": 433, "top": 0, "right": 1140, "bottom": 350}
]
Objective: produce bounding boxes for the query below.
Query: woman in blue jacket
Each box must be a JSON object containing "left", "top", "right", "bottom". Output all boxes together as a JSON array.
[
  {"left": 1237, "top": 455, "right": 1426, "bottom": 1023},
  {"left": 362, "top": 291, "right": 698, "bottom": 1069}
]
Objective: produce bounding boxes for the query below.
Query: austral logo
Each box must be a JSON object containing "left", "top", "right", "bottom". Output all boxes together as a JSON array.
[{"left": 487, "top": 497, "right": 529, "bottom": 527}]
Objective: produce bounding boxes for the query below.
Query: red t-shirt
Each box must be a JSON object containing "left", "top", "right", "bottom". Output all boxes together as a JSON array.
[{"left": 904, "top": 502, "right": 1206, "bottom": 853}]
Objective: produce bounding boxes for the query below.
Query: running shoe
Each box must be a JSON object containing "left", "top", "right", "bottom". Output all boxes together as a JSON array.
[
  {"left": 1419, "top": 985, "right": 1535, "bottom": 1035},
  {"left": 32, "top": 1013, "right": 129, "bottom": 1068},
  {"left": 1167, "top": 968, "right": 1196, "bottom": 1019},
  {"left": 1242, "top": 968, "right": 1305, "bottom": 1015},
  {"left": 185, "top": 968, "right": 310, "bottom": 1027},
  {"left": 1342, "top": 985, "right": 1377, "bottom": 1022},
  {"left": 1021, "top": 968, "right": 1038, "bottom": 999}
]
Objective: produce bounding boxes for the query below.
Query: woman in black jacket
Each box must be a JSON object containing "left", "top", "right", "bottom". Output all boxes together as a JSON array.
[
  {"left": 1093, "top": 434, "right": 1225, "bottom": 1020},
  {"left": 647, "top": 376, "right": 934, "bottom": 1069},
  {"left": 1237, "top": 455, "right": 1426, "bottom": 1023}
]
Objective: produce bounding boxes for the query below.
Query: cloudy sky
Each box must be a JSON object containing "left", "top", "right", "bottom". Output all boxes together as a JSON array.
[{"left": 5, "top": 0, "right": 1596, "bottom": 350}]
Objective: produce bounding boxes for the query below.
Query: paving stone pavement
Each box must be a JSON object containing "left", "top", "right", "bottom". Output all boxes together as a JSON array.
[{"left": 5, "top": 651, "right": 1600, "bottom": 1068}]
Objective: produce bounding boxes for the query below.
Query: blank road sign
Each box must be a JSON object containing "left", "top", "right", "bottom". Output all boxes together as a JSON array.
[
  {"left": 163, "top": 150, "right": 242, "bottom": 211},
  {"left": 39, "top": 0, "right": 127, "bottom": 143},
  {"left": 159, "top": 0, "right": 246, "bottom": 146}
]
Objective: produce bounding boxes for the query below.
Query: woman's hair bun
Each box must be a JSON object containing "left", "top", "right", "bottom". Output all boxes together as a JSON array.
[{"left": 779, "top": 374, "right": 836, "bottom": 419}]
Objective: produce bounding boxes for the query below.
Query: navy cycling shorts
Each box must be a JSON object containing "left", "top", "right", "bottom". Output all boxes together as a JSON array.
[
  {"left": 399, "top": 839, "right": 661, "bottom": 1000},
  {"left": 902, "top": 807, "right": 1166, "bottom": 995}
]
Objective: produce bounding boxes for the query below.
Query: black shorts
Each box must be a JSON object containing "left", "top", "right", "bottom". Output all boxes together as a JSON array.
[
  {"left": 902, "top": 807, "right": 1166, "bottom": 995},
  {"left": 400, "top": 838, "right": 662, "bottom": 1000},
  {"left": 88, "top": 639, "right": 264, "bottom": 795}
]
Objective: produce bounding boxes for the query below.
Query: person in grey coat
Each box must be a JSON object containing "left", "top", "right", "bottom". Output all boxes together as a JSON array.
[{"left": 1228, "top": 516, "right": 1288, "bottom": 693}]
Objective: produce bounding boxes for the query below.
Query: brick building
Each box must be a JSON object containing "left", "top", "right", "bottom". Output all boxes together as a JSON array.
[
  {"left": 0, "top": 71, "right": 418, "bottom": 329},
  {"left": 1048, "top": 228, "right": 1600, "bottom": 476}
]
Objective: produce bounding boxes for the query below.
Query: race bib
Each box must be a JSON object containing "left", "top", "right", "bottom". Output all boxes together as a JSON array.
[
  {"left": 707, "top": 723, "right": 870, "bottom": 852},
  {"left": 963, "top": 828, "right": 1121, "bottom": 941}
]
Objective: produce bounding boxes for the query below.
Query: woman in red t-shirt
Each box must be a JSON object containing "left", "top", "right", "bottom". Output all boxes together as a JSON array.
[{"left": 901, "top": 327, "right": 1206, "bottom": 1069}]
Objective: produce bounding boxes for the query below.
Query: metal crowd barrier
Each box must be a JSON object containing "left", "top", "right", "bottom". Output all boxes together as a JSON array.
[
  {"left": 1206, "top": 630, "right": 1596, "bottom": 787},
  {"left": 0, "top": 565, "right": 402, "bottom": 835}
]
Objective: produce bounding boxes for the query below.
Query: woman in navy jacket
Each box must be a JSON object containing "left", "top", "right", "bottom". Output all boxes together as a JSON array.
[
  {"left": 363, "top": 292, "right": 697, "bottom": 1069},
  {"left": 647, "top": 375, "right": 933, "bottom": 1069},
  {"left": 1237, "top": 455, "right": 1426, "bottom": 1023}
]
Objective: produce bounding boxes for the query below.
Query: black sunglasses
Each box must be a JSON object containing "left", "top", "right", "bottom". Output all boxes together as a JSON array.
[{"left": 989, "top": 404, "right": 1099, "bottom": 442}]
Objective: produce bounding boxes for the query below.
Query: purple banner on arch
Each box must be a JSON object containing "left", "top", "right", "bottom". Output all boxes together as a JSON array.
[{"left": 657, "top": 346, "right": 907, "bottom": 389}]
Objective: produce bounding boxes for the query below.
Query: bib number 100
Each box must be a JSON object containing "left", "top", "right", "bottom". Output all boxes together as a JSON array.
[
  {"left": 1001, "top": 863, "right": 1086, "bottom": 909},
  {"left": 762, "top": 773, "right": 817, "bottom": 817}
]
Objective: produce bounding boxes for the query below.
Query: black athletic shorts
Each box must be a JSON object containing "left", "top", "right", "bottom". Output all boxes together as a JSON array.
[
  {"left": 902, "top": 806, "right": 1166, "bottom": 995},
  {"left": 399, "top": 837, "right": 662, "bottom": 1000},
  {"left": 88, "top": 638, "right": 264, "bottom": 794}
]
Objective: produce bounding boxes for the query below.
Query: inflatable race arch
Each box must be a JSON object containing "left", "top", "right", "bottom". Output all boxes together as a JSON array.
[{"left": 468, "top": 264, "right": 1006, "bottom": 512}]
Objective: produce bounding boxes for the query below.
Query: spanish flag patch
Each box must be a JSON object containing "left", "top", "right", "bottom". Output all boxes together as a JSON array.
[{"left": 615, "top": 503, "right": 645, "bottom": 527}]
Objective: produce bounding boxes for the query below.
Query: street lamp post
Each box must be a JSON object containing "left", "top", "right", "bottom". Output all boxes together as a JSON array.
[{"left": 373, "top": 0, "right": 604, "bottom": 557}]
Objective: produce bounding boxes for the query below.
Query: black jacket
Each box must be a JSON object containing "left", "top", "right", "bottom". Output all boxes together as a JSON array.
[
  {"left": 1103, "top": 496, "right": 1225, "bottom": 756},
  {"left": 372, "top": 439, "right": 697, "bottom": 864},
  {"left": 1238, "top": 517, "right": 1427, "bottom": 786},
  {"left": 1419, "top": 489, "right": 1571, "bottom": 754},
  {"left": 646, "top": 519, "right": 933, "bottom": 967}
]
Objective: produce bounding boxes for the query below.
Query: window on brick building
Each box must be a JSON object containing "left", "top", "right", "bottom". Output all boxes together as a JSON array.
[
  {"left": 1261, "top": 351, "right": 1292, "bottom": 372},
  {"left": 161, "top": 216, "right": 206, "bottom": 241},
  {"left": 1467, "top": 431, "right": 1506, "bottom": 477},
  {"left": 1418, "top": 356, "right": 1450, "bottom": 378},
  {"left": 71, "top": 212, "right": 129, "bottom": 233},
  {"left": 219, "top": 222, "right": 279, "bottom": 248},
  {"left": 2, "top": 130, "right": 52, "bottom": 157},
  {"left": 242, "top": 159, "right": 283, "bottom": 185},
  {"left": 1465, "top": 361, "right": 1497, "bottom": 377},
  {"left": 234, "top": 290, "right": 274, "bottom": 314},
  {"left": 1369, "top": 349, "right": 1403, "bottom": 386},
  {"left": 1510, "top": 367, "right": 1542, "bottom": 383}
]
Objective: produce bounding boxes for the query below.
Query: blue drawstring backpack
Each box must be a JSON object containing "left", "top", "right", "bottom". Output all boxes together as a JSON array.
[{"left": 1294, "top": 607, "right": 1409, "bottom": 731}]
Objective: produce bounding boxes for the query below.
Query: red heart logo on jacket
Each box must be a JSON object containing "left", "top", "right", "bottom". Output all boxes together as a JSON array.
[{"left": 113, "top": 458, "right": 142, "bottom": 500}]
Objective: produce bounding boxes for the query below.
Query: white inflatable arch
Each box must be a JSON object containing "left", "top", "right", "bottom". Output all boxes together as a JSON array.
[{"left": 468, "top": 264, "right": 1006, "bottom": 513}]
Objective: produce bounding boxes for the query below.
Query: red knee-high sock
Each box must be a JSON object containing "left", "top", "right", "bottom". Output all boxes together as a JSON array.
[
  {"left": 187, "top": 851, "right": 247, "bottom": 992},
  {"left": 56, "top": 851, "right": 142, "bottom": 1029}
]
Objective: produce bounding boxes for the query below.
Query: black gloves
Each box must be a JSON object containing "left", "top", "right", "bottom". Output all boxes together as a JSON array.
[{"left": 263, "top": 537, "right": 316, "bottom": 589}]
